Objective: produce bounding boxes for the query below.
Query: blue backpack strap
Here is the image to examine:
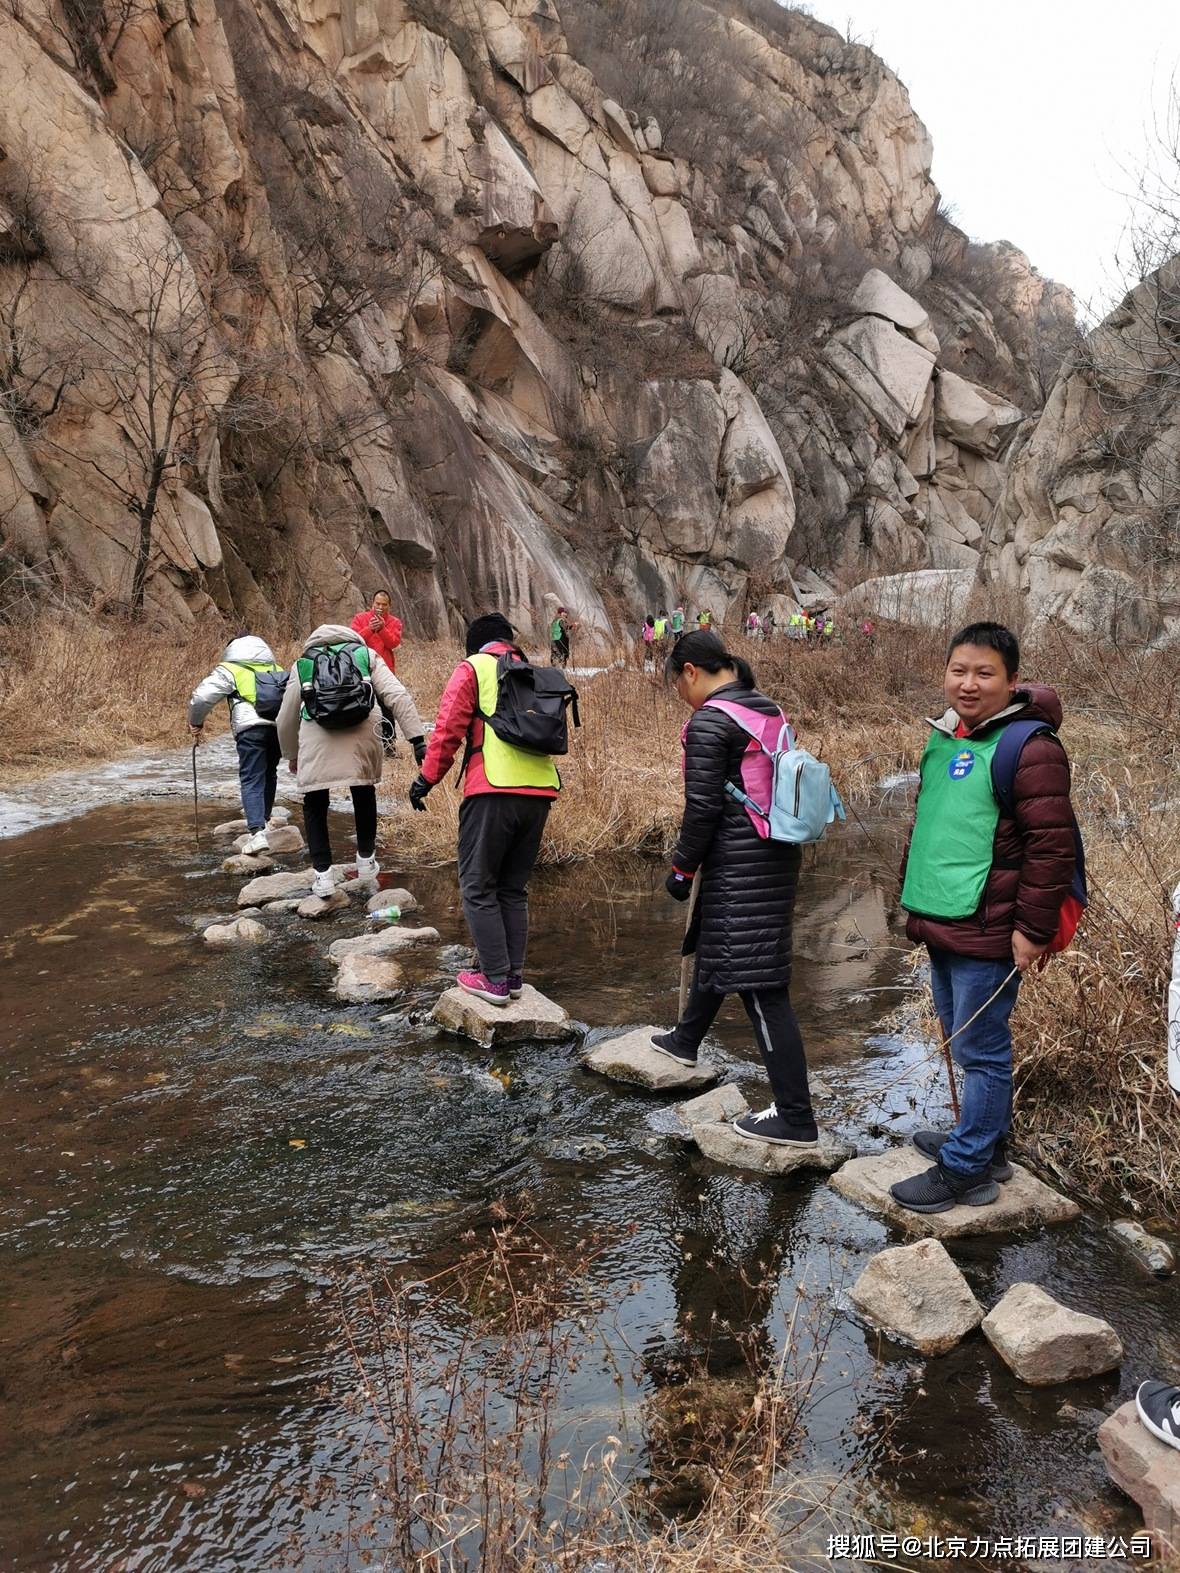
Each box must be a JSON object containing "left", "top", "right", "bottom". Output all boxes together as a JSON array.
[{"left": 990, "top": 718, "right": 1055, "bottom": 818}]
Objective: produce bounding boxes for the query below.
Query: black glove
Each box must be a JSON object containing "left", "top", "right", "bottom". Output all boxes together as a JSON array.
[
  {"left": 411, "top": 736, "right": 427, "bottom": 767},
  {"left": 665, "top": 868, "right": 693, "bottom": 902},
  {"left": 409, "top": 774, "right": 432, "bottom": 812}
]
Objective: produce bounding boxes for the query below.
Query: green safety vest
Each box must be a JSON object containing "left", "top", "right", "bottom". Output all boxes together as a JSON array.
[
  {"left": 671, "top": 611, "right": 684, "bottom": 632},
  {"left": 550, "top": 617, "right": 564, "bottom": 641},
  {"left": 654, "top": 619, "right": 667, "bottom": 639},
  {"left": 222, "top": 660, "right": 281, "bottom": 705},
  {"left": 900, "top": 728, "right": 1005, "bottom": 920},
  {"left": 467, "top": 652, "right": 561, "bottom": 791}
]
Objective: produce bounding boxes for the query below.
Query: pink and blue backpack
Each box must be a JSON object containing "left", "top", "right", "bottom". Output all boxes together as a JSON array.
[{"left": 702, "top": 699, "right": 846, "bottom": 844}]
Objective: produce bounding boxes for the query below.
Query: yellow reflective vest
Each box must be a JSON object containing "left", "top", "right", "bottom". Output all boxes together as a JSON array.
[{"left": 467, "top": 652, "right": 561, "bottom": 791}]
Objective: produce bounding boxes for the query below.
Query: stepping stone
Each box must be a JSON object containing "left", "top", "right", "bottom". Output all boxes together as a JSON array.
[
  {"left": 1110, "top": 1219, "right": 1176, "bottom": 1277},
  {"left": 849, "top": 1239, "right": 984, "bottom": 1355},
  {"left": 673, "top": 1083, "right": 749, "bottom": 1134},
  {"left": 214, "top": 817, "right": 249, "bottom": 836},
  {"left": 693, "top": 1121, "right": 854, "bottom": 1176},
  {"left": 365, "top": 887, "right": 419, "bottom": 914},
  {"left": 297, "top": 889, "right": 351, "bottom": 919},
  {"left": 261, "top": 898, "right": 305, "bottom": 914},
  {"left": 238, "top": 870, "right": 313, "bottom": 907},
  {"left": 432, "top": 985, "right": 576, "bottom": 1049},
  {"left": 1098, "top": 1401, "right": 1180, "bottom": 1549},
  {"left": 203, "top": 917, "right": 269, "bottom": 948},
  {"left": 328, "top": 926, "right": 441, "bottom": 964},
  {"left": 335, "top": 955, "right": 404, "bottom": 1004},
  {"left": 263, "top": 825, "right": 305, "bottom": 854},
  {"left": 223, "top": 852, "right": 276, "bottom": 875},
  {"left": 982, "top": 1282, "right": 1123, "bottom": 1384},
  {"left": 583, "top": 1027, "right": 718, "bottom": 1092},
  {"left": 830, "top": 1145, "right": 1081, "bottom": 1239}
]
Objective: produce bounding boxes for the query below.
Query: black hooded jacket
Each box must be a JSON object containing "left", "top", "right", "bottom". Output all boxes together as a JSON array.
[{"left": 671, "top": 681, "right": 801, "bottom": 993}]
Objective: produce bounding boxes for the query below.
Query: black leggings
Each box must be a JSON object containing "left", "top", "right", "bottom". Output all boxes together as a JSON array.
[{"left": 303, "top": 786, "right": 377, "bottom": 872}]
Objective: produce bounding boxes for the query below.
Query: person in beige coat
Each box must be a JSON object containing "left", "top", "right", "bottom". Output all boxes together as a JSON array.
[{"left": 277, "top": 623, "right": 427, "bottom": 897}]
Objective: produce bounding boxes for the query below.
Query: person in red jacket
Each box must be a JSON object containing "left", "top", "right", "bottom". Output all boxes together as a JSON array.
[
  {"left": 409, "top": 613, "right": 559, "bottom": 1007},
  {"left": 351, "top": 592, "right": 402, "bottom": 672},
  {"left": 892, "top": 622, "right": 1079, "bottom": 1216},
  {"left": 352, "top": 591, "right": 404, "bottom": 750}
]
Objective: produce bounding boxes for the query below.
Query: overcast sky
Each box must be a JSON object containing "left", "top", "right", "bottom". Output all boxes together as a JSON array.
[{"left": 808, "top": 0, "right": 1180, "bottom": 317}]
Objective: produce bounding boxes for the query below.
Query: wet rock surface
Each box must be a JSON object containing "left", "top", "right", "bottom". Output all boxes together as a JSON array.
[
  {"left": 334, "top": 955, "right": 404, "bottom": 1004},
  {"left": 583, "top": 1029, "right": 719, "bottom": 1091},
  {"left": 328, "top": 926, "right": 442, "bottom": 963},
  {"left": 202, "top": 917, "right": 269, "bottom": 948},
  {"left": 432, "top": 985, "right": 577, "bottom": 1048},
  {"left": 1098, "top": 1402, "right": 1180, "bottom": 1549},
  {"left": 296, "top": 890, "right": 351, "bottom": 920},
  {"left": 365, "top": 888, "right": 419, "bottom": 915},
  {"left": 849, "top": 1238, "right": 984, "bottom": 1355},
  {"left": 237, "top": 871, "right": 314, "bottom": 907},
  {"left": 831, "top": 1145, "right": 1081, "bottom": 1238},
  {"left": 673, "top": 1083, "right": 749, "bottom": 1132},
  {"left": 982, "top": 1282, "right": 1123, "bottom": 1384},
  {"left": 222, "top": 852, "right": 276, "bottom": 875},
  {"left": 1110, "top": 1220, "right": 1176, "bottom": 1277},
  {"left": 693, "top": 1121, "right": 854, "bottom": 1176}
]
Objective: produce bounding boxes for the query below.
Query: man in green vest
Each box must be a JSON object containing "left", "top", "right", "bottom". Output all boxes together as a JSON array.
[
  {"left": 188, "top": 633, "right": 284, "bottom": 854},
  {"left": 409, "top": 614, "right": 560, "bottom": 1006},
  {"left": 892, "top": 622, "right": 1078, "bottom": 1214},
  {"left": 670, "top": 605, "right": 685, "bottom": 637},
  {"left": 550, "top": 606, "right": 571, "bottom": 666}
]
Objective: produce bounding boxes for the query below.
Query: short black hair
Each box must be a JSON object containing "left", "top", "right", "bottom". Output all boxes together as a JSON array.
[
  {"left": 465, "top": 611, "right": 515, "bottom": 655},
  {"left": 946, "top": 621, "right": 1020, "bottom": 677}
]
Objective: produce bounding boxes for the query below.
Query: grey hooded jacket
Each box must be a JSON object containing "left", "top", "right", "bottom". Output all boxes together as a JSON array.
[{"left": 189, "top": 635, "right": 282, "bottom": 735}]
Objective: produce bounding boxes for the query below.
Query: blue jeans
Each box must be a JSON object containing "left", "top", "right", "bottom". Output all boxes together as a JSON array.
[
  {"left": 235, "top": 725, "right": 280, "bottom": 831},
  {"left": 928, "top": 948, "right": 1022, "bottom": 1178}
]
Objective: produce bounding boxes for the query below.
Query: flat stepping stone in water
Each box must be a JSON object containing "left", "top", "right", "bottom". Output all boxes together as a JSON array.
[
  {"left": 250, "top": 825, "right": 304, "bottom": 855},
  {"left": 223, "top": 852, "right": 276, "bottom": 875},
  {"left": 982, "top": 1281, "right": 1123, "bottom": 1384},
  {"left": 203, "top": 917, "right": 269, "bottom": 948},
  {"left": 673, "top": 1083, "right": 749, "bottom": 1134},
  {"left": 214, "top": 817, "right": 249, "bottom": 836},
  {"left": 583, "top": 1028, "right": 718, "bottom": 1092},
  {"left": 335, "top": 955, "right": 404, "bottom": 1004},
  {"left": 830, "top": 1145, "right": 1081, "bottom": 1239},
  {"left": 297, "top": 889, "right": 351, "bottom": 919},
  {"left": 328, "top": 926, "right": 441, "bottom": 963},
  {"left": 432, "top": 985, "right": 576, "bottom": 1049},
  {"left": 238, "top": 870, "right": 314, "bottom": 907},
  {"left": 365, "top": 887, "right": 419, "bottom": 914},
  {"left": 693, "top": 1120, "right": 854, "bottom": 1176},
  {"left": 849, "top": 1238, "right": 984, "bottom": 1355},
  {"left": 1098, "top": 1401, "right": 1180, "bottom": 1548}
]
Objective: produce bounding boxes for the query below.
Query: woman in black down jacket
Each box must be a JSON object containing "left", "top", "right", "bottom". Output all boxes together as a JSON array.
[{"left": 653, "top": 631, "right": 818, "bottom": 1147}]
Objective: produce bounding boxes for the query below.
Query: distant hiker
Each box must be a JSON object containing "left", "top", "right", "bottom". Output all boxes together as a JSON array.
[
  {"left": 788, "top": 612, "right": 805, "bottom": 640},
  {"left": 670, "top": 605, "right": 685, "bottom": 638},
  {"left": 654, "top": 613, "right": 669, "bottom": 643},
  {"left": 653, "top": 630, "right": 819, "bottom": 1148},
  {"left": 550, "top": 607, "right": 572, "bottom": 666},
  {"left": 188, "top": 633, "right": 286, "bottom": 855},
  {"left": 860, "top": 618, "right": 875, "bottom": 643},
  {"left": 351, "top": 591, "right": 403, "bottom": 673},
  {"left": 763, "top": 607, "right": 777, "bottom": 638},
  {"left": 352, "top": 590, "right": 405, "bottom": 752},
  {"left": 696, "top": 609, "right": 713, "bottom": 630},
  {"left": 892, "top": 622, "right": 1082, "bottom": 1215},
  {"left": 409, "top": 613, "right": 577, "bottom": 1006},
  {"left": 745, "top": 610, "right": 761, "bottom": 639},
  {"left": 276, "top": 623, "right": 426, "bottom": 899},
  {"left": 641, "top": 615, "right": 656, "bottom": 665}
]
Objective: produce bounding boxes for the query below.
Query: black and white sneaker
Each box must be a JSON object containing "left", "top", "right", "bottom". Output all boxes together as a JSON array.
[
  {"left": 913, "top": 1129, "right": 1014, "bottom": 1182},
  {"left": 890, "top": 1162, "right": 999, "bottom": 1214},
  {"left": 649, "top": 1031, "right": 697, "bottom": 1068},
  {"left": 1136, "top": 1381, "right": 1180, "bottom": 1452},
  {"left": 733, "top": 1106, "right": 819, "bottom": 1147}
]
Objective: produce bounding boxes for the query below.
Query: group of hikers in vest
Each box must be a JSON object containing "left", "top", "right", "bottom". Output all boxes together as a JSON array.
[{"left": 188, "top": 606, "right": 1083, "bottom": 1218}]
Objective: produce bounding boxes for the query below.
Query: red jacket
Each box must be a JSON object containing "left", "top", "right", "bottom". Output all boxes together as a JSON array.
[
  {"left": 900, "top": 685, "right": 1077, "bottom": 960},
  {"left": 350, "top": 609, "right": 402, "bottom": 672},
  {"left": 421, "top": 641, "right": 559, "bottom": 799}
]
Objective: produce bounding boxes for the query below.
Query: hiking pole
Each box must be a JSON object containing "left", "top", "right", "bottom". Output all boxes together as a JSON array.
[
  {"left": 936, "top": 1021, "right": 960, "bottom": 1121},
  {"left": 191, "top": 742, "right": 201, "bottom": 850}
]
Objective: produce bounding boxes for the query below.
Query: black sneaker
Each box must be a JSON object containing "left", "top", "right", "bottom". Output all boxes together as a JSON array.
[
  {"left": 1136, "top": 1381, "right": 1180, "bottom": 1452},
  {"left": 913, "top": 1130, "right": 1014, "bottom": 1183},
  {"left": 890, "top": 1161, "right": 999, "bottom": 1214},
  {"left": 649, "top": 1031, "right": 697, "bottom": 1068},
  {"left": 733, "top": 1106, "right": 819, "bottom": 1147}
]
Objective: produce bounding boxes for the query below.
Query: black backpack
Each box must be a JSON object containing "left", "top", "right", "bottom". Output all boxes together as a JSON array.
[
  {"left": 253, "top": 669, "right": 289, "bottom": 721},
  {"left": 297, "top": 642, "right": 374, "bottom": 731},
  {"left": 487, "top": 652, "right": 580, "bottom": 755}
]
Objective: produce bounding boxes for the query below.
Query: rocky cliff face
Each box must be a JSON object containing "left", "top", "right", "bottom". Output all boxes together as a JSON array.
[
  {"left": 0, "top": 0, "right": 1071, "bottom": 636},
  {"left": 982, "top": 257, "right": 1180, "bottom": 648}
]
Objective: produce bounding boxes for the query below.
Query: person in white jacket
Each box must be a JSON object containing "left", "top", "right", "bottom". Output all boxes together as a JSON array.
[{"left": 188, "top": 634, "right": 284, "bottom": 853}]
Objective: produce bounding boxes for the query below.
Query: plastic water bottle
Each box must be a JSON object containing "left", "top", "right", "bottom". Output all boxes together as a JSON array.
[{"left": 368, "top": 905, "right": 401, "bottom": 925}]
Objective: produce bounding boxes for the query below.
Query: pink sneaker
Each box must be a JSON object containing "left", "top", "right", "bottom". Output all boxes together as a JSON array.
[{"left": 457, "top": 970, "right": 510, "bottom": 1007}]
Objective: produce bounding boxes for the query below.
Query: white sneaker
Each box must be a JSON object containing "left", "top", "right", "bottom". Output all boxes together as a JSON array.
[
  {"left": 243, "top": 829, "right": 270, "bottom": 855},
  {"left": 310, "top": 870, "right": 336, "bottom": 899},
  {"left": 355, "top": 854, "right": 380, "bottom": 886}
]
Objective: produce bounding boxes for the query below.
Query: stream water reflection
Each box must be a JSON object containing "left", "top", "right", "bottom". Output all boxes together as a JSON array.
[{"left": 1, "top": 799, "right": 1177, "bottom": 1570}]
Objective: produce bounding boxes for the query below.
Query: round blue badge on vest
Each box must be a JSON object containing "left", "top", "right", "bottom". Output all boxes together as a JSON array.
[{"left": 948, "top": 749, "right": 975, "bottom": 780}]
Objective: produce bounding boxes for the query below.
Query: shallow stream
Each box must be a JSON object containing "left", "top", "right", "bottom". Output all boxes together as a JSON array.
[{"left": 2, "top": 746, "right": 1178, "bottom": 1570}]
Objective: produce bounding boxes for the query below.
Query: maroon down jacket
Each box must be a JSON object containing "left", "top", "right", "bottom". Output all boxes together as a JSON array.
[{"left": 899, "top": 684, "right": 1077, "bottom": 960}]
